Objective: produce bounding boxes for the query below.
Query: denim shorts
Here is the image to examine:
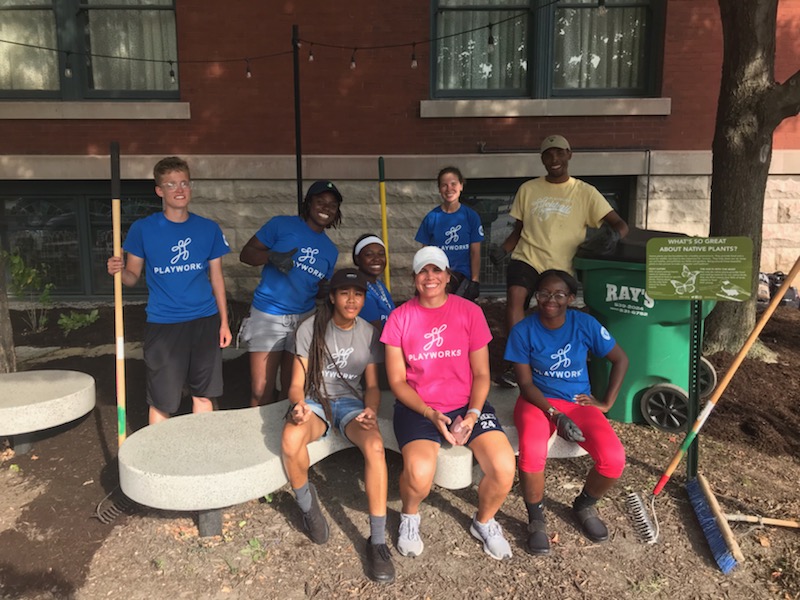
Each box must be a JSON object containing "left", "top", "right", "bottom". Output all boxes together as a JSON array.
[
  {"left": 393, "top": 401, "right": 503, "bottom": 449},
  {"left": 238, "top": 307, "right": 313, "bottom": 352},
  {"left": 305, "top": 396, "right": 365, "bottom": 438}
]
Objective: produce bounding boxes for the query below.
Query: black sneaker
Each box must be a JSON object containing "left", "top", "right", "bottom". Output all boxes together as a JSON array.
[
  {"left": 525, "top": 519, "right": 550, "bottom": 555},
  {"left": 366, "top": 538, "right": 395, "bottom": 583},
  {"left": 302, "top": 483, "right": 329, "bottom": 544},
  {"left": 573, "top": 505, "right": 608, "bottom": 542},
  {"left": 494, "top": 366, "right": 518, "bottom": 388}
]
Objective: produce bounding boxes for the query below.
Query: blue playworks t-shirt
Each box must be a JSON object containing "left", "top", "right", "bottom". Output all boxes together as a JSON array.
[
  {"left": 504, "top": 309, "right": 616, "bottom": 400},
  {"left": 253, "top": 215, "right": 338, "bottom": 315},
  {"left": 123, "top": 212, "right": 230, "bottom": 324},
  {"left": 360, "top": 279, "right": 395, "bottom": 325},
  {"left": 415, "top": 205, "right": 484, "bottom": 278}
]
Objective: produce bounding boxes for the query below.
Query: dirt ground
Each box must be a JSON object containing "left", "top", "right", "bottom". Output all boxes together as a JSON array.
[{"left": 2, "top": 300, "right": 799, "bottom": 600}]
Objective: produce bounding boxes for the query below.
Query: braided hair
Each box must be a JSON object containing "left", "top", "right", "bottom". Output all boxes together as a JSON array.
[{"left": 304, "top": 294, "right": 362, "bottom": 423}]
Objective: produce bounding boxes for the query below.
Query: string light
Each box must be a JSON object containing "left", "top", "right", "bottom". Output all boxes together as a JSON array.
[
  {"left": 410, "top": 43, "right": 418, "bottom": 69},
  {"left": 598, "top": 0, "right": 608, "bottom": 16},
  {"left": 168, "top": 60, "right": 176, "bottom": 84},
  {"left": 487, "top": 24, "right": 495, "bottom": 54},
  {"left": 245, "top": 58, "right": 252, "bottom": 78},
  {"left": 308, "top": 44, "right": 314, "bottom": 62},
  {"left": 349, "top": 49, "right": 356, "bottom": 70},
  {"left": 64, "top": 51, "right": 73, "bottom": 78}
]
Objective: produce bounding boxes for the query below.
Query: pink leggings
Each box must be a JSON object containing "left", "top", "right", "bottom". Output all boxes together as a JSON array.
[{"left": 514, "top": 397, "right": 626, "bottom": 478}]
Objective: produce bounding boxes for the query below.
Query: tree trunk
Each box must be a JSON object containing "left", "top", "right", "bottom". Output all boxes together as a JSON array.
[
  {"left": 704, "top": 0, "right": 800, "bottom": 353},
  {"left": 0, "top": 254, "right": 17, "bottom": 373}
]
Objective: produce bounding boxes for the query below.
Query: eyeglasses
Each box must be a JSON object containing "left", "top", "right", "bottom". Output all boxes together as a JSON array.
[
  {"left": 159, "top": 180, "right": 192, "bottom": 191},
  {"left": 534, "top": 291, "right": 570, "bottom": 302}
]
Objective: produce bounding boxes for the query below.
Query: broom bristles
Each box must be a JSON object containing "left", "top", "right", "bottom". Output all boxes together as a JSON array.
[{"left": 686, "top": 476, "right": 739, "bottom": 574}]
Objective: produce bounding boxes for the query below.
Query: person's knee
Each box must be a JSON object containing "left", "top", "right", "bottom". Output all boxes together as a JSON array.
[
  {"left": 362, "top": 435, "right": 386, "bottom": 463},
  {"left": 594, "top": 445, "right": 626, "bottom": 479},
  {"left": 281, "top": 426, "right": 307, "bottom": 458},
  {"left": 404, "top": 456, "right": 435, "bottom": 490}
]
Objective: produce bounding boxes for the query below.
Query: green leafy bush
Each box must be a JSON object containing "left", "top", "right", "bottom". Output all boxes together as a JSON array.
[{"left": 57, "top": 309, "right": 100, "bottom": 338}]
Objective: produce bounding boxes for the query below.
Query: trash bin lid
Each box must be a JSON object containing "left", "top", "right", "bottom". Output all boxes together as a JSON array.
[{"left": 576, "top": 227, "right": 689, "bottom": 264}]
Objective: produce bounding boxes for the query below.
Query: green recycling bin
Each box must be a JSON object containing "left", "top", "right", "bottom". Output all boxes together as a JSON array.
[{"left": 573, "top": 230, "right": 715, "bottom": 430}]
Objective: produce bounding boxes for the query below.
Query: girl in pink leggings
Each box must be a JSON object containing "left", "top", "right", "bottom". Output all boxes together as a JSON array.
[{"left": 504, "top": 269, "right": 629, "bottom": 555}]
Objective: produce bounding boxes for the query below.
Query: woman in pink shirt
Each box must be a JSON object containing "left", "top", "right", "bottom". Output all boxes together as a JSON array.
[{"left": 381, "top": 246, "right": 516, "bottom": 561}]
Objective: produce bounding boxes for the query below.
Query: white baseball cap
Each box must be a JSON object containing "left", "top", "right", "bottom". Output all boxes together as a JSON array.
[{"left": 413, "top": 246, "right": 449, "bottom": 274}]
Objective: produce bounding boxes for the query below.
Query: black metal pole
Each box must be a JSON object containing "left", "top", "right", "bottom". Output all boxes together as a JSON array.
[
  {"left": 686, "top": 299, "right": 702, "bottom": 479},
  {"left": 292, "top": 24, "right": 303, "bottom": 213}
]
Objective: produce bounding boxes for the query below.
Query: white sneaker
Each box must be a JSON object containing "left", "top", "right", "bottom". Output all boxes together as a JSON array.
[
  {"left": 397, "top": 513, "right": 424, "bottom": 557},
  {"left": 470, "top": 516, "right": 513, "bottom": 560}
]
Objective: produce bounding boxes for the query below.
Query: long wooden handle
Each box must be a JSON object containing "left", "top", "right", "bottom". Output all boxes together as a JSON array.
[
  {"left": 653, "top": 255, "right": 800, "bottom": 495},
  {"left": 111, "top": 141, "right": 126, "bottom": 447},
  {"left": 698, "top": 474, "right": 745, "bottom": 563},
  {"left": 725, "top": 514, "right": 800, "bottom": 529}
]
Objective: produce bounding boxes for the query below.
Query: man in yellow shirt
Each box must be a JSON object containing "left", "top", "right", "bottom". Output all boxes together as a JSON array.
[{"left": 492, "top": 135, "right": 629, "bottom": 387}]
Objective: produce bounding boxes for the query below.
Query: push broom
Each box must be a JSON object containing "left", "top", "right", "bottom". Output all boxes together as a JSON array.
[{"left": 641, "top": 255, "right": 800, "bottom": 572}]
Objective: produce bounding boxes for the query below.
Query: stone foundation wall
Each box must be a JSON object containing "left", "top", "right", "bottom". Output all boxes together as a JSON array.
[{"left": 193, "top": 175, "right": 800, "bottom": 304}]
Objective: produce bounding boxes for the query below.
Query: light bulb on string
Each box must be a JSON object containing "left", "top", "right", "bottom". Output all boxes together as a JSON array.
[
  {"left": 64, "top": 51, "right": 73, "bottom": 78},
  {"left": 245, "top": 59, "right": 252, "bottom": 78},
  {"left": 487, "top": 24, "right": 495, "bottom": 54},
  {"left": 598, "top": 0, "right": 608, "bottom": 16},
  {"left": 349, "top": 49, "right": 357, "bottom": 70},
  {"left": 168, "top": 61, "right": 176, "bottom": 84},
  {"left": 410, "top": 43, "right": 418, "bottom": 69},
  {"left": 308, "top": 44, "right": 314, "bottom": 62}
]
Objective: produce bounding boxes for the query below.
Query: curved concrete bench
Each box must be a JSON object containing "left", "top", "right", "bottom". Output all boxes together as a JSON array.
[
  {"left": 0, "top": 369, "right": 96, "bottom": 454},
  {"left": 119, "top": 387, "right": 586, "bottom": 536}
]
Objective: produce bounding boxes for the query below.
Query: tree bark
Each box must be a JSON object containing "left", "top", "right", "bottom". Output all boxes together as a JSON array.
[
  {"left": 0, "top": 254, "right": 17, "bottom": 374},
  {"left": 704, "top": 0, "right": 800, "bottom": 353}
]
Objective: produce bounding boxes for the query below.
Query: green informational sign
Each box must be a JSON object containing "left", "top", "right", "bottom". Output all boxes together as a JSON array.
[{"left": 646, "top": 237, "right": 753, "bottom": 301}]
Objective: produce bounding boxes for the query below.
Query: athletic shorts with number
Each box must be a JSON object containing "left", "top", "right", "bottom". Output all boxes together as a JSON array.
[
  {"left": 393, "top": 401, "right": 504, "bottom": 449},
  {"left": 143, "top": 313, "right": 222, "bottom": 414}
]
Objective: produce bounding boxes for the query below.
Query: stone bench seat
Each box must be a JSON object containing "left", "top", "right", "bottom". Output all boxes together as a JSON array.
[
  {"left": 118, "top": 387, "right": 586, "bottom": 536},
  {"left": 0, "top": 369, "right": 96, "bottom": 454}
]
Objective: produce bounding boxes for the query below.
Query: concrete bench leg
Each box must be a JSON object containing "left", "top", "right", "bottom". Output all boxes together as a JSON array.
[
  {"left": 9, "top": 433, "right": 34, "bottom": 455},
  {"left": 197, "top": 509, "right": 222, "bottom": 537}
]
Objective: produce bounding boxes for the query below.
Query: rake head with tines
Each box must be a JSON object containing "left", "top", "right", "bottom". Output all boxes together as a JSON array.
[{"left": 626, "top": 492, "right": 658, "bottom": 543}]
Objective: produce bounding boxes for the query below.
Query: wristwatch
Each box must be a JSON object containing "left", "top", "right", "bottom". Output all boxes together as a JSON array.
[{"left": 546, "top": 406, "right": 557, "bottom": 419}]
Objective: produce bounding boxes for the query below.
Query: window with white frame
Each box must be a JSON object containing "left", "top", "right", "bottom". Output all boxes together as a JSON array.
[
  {"left": 0, "top": 0, "right": 179, "bottom": 99},
  {"left": 433, "top": 0, "right": 661, "bottom": 98}
]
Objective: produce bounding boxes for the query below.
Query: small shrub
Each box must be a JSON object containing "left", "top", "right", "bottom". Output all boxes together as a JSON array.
[
  {"left": 57, "top": 309, "right": 100, "bottom": 338},
  {"left": 2, "top": 251, "right": 54, "bottom": 333}
]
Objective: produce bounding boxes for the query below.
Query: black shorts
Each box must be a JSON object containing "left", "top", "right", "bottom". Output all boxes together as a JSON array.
[
  {"left": 143, "top": 314, "right": 223, "bottom": 415},
  {"left": 393, "top": 401, "right": 504, "bottom": 449},
  {"left": 506, "top": 259, "right": 540, "bottom": 308}
]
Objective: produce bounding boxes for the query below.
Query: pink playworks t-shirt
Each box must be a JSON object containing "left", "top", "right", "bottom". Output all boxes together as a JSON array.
[{"left": 381, "top": 295, "right": 492, "bottom": 412}]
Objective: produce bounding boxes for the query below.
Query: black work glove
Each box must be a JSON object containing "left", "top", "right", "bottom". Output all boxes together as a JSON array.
[
  {"left": 463, "top": 280, "right": 480, "bottom": 301},
  {"left": 555, "top": 413, "right": 585, "bottom": 443},
  {"left": 454, "top": 277, "right": 470, "bottom": 297},
  {"left": 267, "top": 247, "right": 297, "bottom": 274},
  {"left": 577, "top": 224, "right": 620, "bottom": 257},
  {"left": 316, "top": 278, "right": 330, "bottom": 300},
  {"left": 489, "top": 245, "right": 508, "bottom": 266}
]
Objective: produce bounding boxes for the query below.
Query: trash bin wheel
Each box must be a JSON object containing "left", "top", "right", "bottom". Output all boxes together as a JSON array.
[
  {"left": 640, "top": 383, "right": 690, "bottom": 432},
  {"left": 698, "top": 356, "right": 718, "bottom": 399}
]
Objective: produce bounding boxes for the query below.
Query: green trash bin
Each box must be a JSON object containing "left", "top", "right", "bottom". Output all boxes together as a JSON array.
[{"left": 573, "top": 230, "right": 715, "bottom": 429}]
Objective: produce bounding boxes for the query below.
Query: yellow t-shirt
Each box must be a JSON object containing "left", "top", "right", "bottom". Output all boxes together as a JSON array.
[{"left": 509, "top": 177, "right": 612, "bottom": 274}]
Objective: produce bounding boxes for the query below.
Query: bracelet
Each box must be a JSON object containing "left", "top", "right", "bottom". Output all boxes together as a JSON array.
[
  {"left": 467, "top": 408, "right": 482, "bottom": 418},
  {"left": 422, "top": 406, "right": 432, "bottom": 419}
]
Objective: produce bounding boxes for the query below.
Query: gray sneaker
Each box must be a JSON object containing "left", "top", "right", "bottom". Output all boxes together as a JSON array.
[
  {"left": 397, "top": 513, "right": 424, "bottom": 557},
  {"left": 470, "top": 516, "right": 513, "bottom": 560}
]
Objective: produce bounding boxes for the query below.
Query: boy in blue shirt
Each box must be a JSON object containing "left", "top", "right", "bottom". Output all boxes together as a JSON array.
[{"left": 107, "top": 157, "right": 231, "bottom": 425}]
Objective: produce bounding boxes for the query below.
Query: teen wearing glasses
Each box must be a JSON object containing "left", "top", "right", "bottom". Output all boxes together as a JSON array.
[
  {"left": 504, "top": 270, "right": 628, "bottom": 555},
  {"left": 107, "top": 157, "right": 231, "bottom": 425}
]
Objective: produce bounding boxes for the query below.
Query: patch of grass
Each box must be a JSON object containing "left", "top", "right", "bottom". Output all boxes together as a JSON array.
[{"left": 239, "top": 537, "right": 265, "bottom": 562}]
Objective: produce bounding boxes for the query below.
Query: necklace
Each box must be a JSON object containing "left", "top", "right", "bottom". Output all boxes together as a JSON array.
[{"left": 367, "top": 280, "right": 394, "bottom": 312}]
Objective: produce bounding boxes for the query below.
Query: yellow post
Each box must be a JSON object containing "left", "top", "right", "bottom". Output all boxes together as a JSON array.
[
  {"left": 378, "top": 156, "right": 391, "bottom": 291},
  {"left": 110, "top": 142, "right": 127, "bottom": 446}
]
